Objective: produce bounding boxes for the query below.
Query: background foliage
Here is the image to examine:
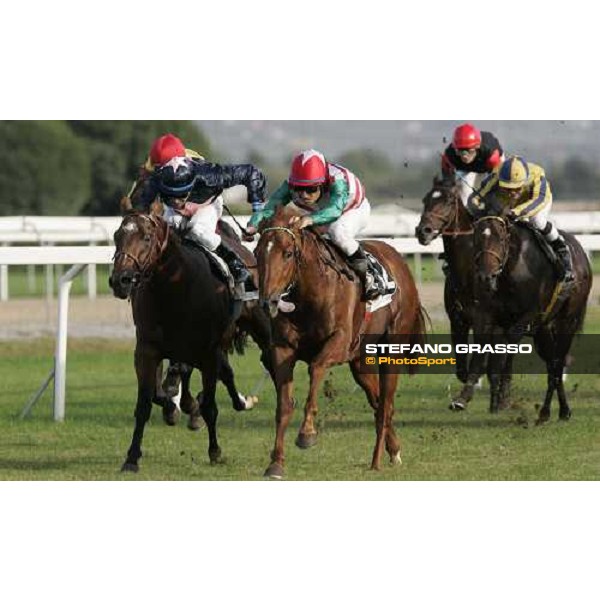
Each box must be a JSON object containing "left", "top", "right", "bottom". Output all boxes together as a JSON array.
[{"left": 0, "top": 120, "right": 210, "bottom": 216}]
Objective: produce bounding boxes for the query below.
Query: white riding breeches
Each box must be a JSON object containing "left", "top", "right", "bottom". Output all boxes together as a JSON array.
[
  {"left": 163, "top": 196, "right": 224, "bottom": 252},
  {"left": 456, "top": 171, "right": 486, "bottom": 207},
  {"left": 327, "top": 198, "right": 372, "bottom": 256},
  {"left": 518, "top": 203, "right": 560, "bottom": 242}
]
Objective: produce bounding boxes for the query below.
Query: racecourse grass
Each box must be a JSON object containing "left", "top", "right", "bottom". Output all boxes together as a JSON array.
[{"left": 1, "top": 307, "right": 600, "bottom": 481}]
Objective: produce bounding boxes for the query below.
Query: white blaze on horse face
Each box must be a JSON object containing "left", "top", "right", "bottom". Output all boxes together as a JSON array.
[
  {"left": 432, "top": 191, "right": 442, "bottom": 199},
  {"left": 266, "top": 241, "right": 274, "bottom": 256},
  {"left": 124, "top": 222, "right": 138, "bottom": 233},
  {"left": 483, "top": 228, "right": 492, "bottom": 237}
]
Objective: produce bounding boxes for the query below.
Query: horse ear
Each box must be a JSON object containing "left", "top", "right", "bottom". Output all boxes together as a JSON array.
[
  {"left": 150, "top": 199, "right": 164, "bottom": 217},
  {"left": 120, "top": 196, "right": 134, "bottom": 214}
]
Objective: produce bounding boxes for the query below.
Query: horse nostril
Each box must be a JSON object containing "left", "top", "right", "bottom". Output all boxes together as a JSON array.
[{"left": 119, "top": 273, "right": 133, "bottom": 287}]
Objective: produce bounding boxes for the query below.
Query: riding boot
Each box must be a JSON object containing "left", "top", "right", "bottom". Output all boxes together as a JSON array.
[
  {"left": 550, "top": 237, "right": 575, "bottom": 285},
  {"left": 215, "top": 243, "right": 251, "bottom": 285},
  {"left": 348, "top": 247, "right": 380, "bottom": 301}
]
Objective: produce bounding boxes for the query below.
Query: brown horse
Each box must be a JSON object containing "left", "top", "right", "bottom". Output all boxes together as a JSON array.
[
  {"left": 255, "top": 207, "right": 426, "bottom": 479},
  {"left": 416, "top": 177, "right": 512, "bottom": 410},
  {"left": 472, "top": 206, "right": 592, "bottom": 420},
  {"left": 110, "top": 201, "right": 260, "bottom": 471},
  {"left": 124, "top": 182, "right": 274, "bottom": 429}
]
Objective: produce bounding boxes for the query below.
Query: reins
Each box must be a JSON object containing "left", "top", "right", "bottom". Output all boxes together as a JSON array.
[{"left": 473, "top": 216, "right": 511, "bottom": 276}]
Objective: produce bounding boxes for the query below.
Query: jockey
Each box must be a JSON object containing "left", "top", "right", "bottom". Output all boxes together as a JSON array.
[
  {"left": 245, "top": 149, "right": 382, "bottom": 301},
  {"left": 468, "top": 155, "right": 575, "bottom": 284},
  {"left": 442, "top": 123, "right": 504, "bottom": 206},
  {"left": 130, "top": 134, "right": 267, "bottom": 285}
]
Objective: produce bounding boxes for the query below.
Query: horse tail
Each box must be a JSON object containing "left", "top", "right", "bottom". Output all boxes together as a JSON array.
[{"left": 408, "top": 304, "right": 430, "bottom": 376}]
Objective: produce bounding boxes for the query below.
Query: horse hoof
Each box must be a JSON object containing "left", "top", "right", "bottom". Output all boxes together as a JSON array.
[
  {"left": 559, "top": 409, "right": 572, "bottom": 422},
  {"left": 234, "top": 393, "right": 256, "bottom": 412},
  {"left": 162, "top": 404, "right": 181, "bottom": 426},
  {"left": 209, "top": 449, "right": 223, "bottom": 465},
  {"left": 264, "top": 463, "right": 284, "bottom": 480},
  {"left": 187, "top": 413, "right": 204, "bottom": 431},
  {"left": 536, "top": 414, "right": 551, "bottom": 426},
  {"left": 296, "top": 433, "right": 318, "bottom": 450},
  {"left": 390, "top": 452, "right": 402, "bottom": 466},
  {"left": 121, "top": 462, "right": 139, "bottom": 473},
  {"left": 449, "top": 400, "right": 466, "bottom": 412}
]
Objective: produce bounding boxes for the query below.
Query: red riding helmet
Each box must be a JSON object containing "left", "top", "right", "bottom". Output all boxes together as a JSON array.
[
  {"left": 452, "top": 124, "right": 482, "bottom": 150},
  {"left": 288, "top": 149, "right": 328, "bottom": 187},
  {"left": 149, "top": 134, "right": 186, "bottom": 167}
]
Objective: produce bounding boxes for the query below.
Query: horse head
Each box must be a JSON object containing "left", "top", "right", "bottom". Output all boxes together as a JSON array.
[
  {"left": 416, "top": 176, "right": 469, "bottom": 245},
  {"left": 110, "top": 199, "right": 169, "bottom": 299},
  {"left": 473, "top": 200, "right": 512, "bottom": 293},
  {"left": 255, "top": 206, "right": 304, "bottom": 317}
]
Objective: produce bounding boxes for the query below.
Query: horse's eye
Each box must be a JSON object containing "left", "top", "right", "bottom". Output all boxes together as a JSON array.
[
  {"left": 144, "top": 235, "right": 151, "bottom": 243},
  {"left": 284, "top": 250, "right": 294, "bottom": 260}
]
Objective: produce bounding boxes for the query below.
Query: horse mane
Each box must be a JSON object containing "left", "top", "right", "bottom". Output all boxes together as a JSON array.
[{"left": 260, "top": 204, "right": 304, "bottom": 231}]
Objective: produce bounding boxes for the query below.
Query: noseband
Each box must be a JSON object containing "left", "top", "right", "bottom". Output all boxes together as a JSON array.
[
  {"left": 474, "top": 216, "right": 511, "bottom": 277},
  {"left": 424, "top": 187, "right": 474, "bottom": 238}
]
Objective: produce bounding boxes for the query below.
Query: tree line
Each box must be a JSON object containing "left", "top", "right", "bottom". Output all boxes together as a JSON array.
[
  {"left": 0, "top": 122, "right": 598, "bottom": 217},
  {"left": 0, "top": 121, "right": 210, "bottom": 216}
]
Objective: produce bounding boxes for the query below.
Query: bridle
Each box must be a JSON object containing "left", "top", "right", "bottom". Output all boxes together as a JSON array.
[
  {"left": 473, "top": 216, "right": 511, "bottom": 278},
  {"left": 259, "top": 226, "right": 303, "bottom": 296},
  {"left": 113, "top": 214, "right": 170, "bottom": 281},
  {"left": 423, "top": 186, "right": 474, "bottom": 238}
]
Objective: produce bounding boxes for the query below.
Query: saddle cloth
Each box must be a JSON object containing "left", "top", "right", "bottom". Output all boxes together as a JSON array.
[{"left": 182, "top": 239, "right": 258, "bottom": 303}]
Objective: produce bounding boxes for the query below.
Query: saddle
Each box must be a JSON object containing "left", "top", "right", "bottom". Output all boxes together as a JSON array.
[
  {"left": 181, "top": 238, "right": 258, "bottom": 308},
  {"left": 317, "top": 233, "right": 397, "bottom": 298},
  {"left": 524, "top": 224, "right": 564, "bottom": 277},
  {"left": 514, "top": 222, "right": 570, "bottom": 323}
]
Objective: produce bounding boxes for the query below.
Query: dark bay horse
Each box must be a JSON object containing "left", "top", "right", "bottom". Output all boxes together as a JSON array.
[
  {"left": 125, "top": 177, "right": 274, "bottom": 428},
  {"left": 110, "top": 201, "right": 256, "bottom": 471},
  {"left": 157, "top": 218, "right": 274, "bottom": 428},
  {"left": 472, "top": 207, "right": 592, "bottom": 420},
  {"left": 416, "top": 177, "right": 501, "bottom": 409},
  {"left": 256, "top": 207, "right": 426, "bottom": 479}
]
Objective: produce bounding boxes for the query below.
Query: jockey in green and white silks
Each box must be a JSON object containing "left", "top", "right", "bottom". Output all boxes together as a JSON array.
[{"left": 246, "top": 149, "right": 382, "bottom": 300}]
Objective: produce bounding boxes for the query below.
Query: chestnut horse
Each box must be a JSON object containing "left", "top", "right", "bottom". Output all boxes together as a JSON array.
[
  {"left": 256, "top": 207, "right": 426, "bottom": 479},
  {"left": 110, "top": 201, "right": 259, "bottom": 471}
]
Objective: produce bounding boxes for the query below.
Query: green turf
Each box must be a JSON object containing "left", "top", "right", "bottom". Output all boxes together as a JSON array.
[{"left": 1, "top": 307, "right": 600, "bottom": 481}]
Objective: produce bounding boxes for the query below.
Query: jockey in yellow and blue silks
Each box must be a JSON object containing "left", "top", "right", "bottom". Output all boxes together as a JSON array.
[
  {"left": 467, "top": 156, "right": 575, "bottom": 284},
  {"left": 245, "top": 149, "right": 383, "bottom": 300}
]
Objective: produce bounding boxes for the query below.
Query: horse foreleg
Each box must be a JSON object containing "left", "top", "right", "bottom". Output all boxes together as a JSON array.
[
  {"left": 122, "top": 346, "right": 160, "bottom": 472},
  {"left": 450, "top": 317, "right": 471, "bottom": 384},
  {"left": 265, "top": 346, "right": 297, "bottom": 480},
  {"left": 160, "top": 361, "right": 183, "bottom": 427},
  {"left": 296, "top": 363, "right": 327, "bottom": 450},
  {"left": 200, "top": 356, "right": 222, "bottom": 465},
  {"left": 177, "top": 366, "right": 203, "bottom": 432},
  {"left": 372, "top": 365, "right": 401, "bottom": 470}
]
